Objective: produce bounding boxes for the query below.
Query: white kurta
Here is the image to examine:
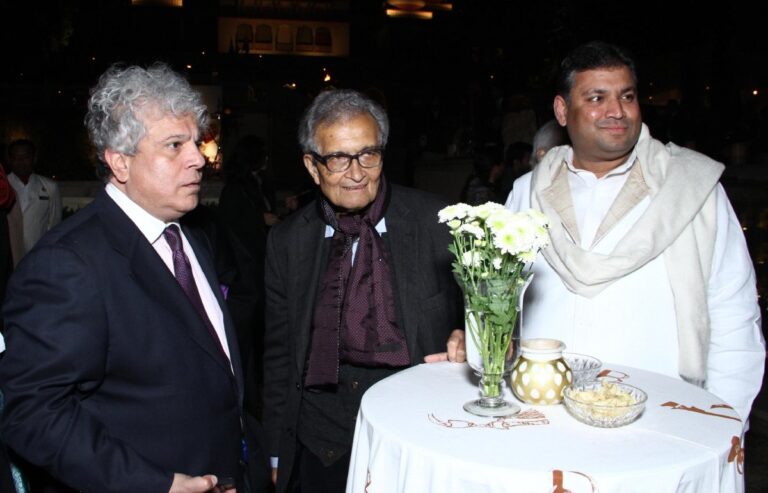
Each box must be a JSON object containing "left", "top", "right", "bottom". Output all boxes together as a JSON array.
[{"left": 506, "top": 154, "right": 764, "bottom": 423}]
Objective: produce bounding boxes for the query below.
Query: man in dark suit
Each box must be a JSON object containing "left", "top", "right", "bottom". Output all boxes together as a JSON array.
[
  {"left": 0, "top": 64, "right": 246, "bottom": 493},
  {"left": 263, "top": 89, "right": 463, "bottom": 493}
]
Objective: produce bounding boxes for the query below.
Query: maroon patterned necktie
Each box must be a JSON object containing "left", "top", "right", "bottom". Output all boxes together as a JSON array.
[{"left": 163, "top": 224, "right": 227, "bottom": 358}]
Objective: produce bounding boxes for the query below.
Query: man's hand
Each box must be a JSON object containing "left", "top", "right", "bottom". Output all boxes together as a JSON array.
[
  {"left": 271, "top": 467, "right": 278, "bottom": 485},
  {"left": 423, "top": 329, "right": 466, "bottom": 363},
  {"left": 170, "top": 473, "right": 235, "bottom": 493},
  {"left": 264, "top": 212, "right": 281, "bottom": 226}
]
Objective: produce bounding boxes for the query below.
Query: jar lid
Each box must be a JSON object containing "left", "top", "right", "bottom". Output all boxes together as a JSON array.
[{"left": 520, "top": 338, "right": 566, "bottom": 355}]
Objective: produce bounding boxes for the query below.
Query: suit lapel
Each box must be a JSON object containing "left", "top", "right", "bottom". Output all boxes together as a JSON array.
[
  {"left": 185, "top": 227, "right": 245, "bottom": 396},
  {"left": 293, "top": 206, "right": 328, "bottom": 376},
  {"left": 95, "top": 192, "right": 235, "bottom": 379},
  {"left": 382, "top": 195, "right": 420, "bottom": 360}
]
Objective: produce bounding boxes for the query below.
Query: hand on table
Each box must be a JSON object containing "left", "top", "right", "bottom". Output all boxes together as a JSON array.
[{"left": 423, "top": 329, "right": 466, "bottom": 363}]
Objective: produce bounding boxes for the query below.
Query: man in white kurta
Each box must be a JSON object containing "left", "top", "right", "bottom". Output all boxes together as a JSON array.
[{"left": 504, "top": 42, "right": 764, "bottom": 424}]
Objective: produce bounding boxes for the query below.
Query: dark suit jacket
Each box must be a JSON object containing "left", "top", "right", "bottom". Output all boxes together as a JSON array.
[
  {"left": 0, "top": 190, "right": 245, "bottom": 493},
  {"left": 262, "top": 184, "right": 461, "bottom": 492}
]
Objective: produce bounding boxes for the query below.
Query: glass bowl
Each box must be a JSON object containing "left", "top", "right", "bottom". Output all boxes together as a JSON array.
[
  {"left": 563, "top": 352, "right": 602, "bottom": 385},
  {"left": 563, "top": 381, "right": 647, "bottom": 428}
]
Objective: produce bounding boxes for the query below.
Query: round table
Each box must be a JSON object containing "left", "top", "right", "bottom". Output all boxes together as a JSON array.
[{"left": 346, "top": 362, "right": 745, "bottom": 493}]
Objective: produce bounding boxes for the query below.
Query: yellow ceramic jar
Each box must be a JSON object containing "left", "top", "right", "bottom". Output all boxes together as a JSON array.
[{"left": 510, "top": 338, "right": 572, "bottom": 405}]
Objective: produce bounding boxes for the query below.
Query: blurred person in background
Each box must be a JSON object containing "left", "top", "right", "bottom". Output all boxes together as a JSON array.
[{"left": 6, "top": 139, "right": 62, "bottom": 256}]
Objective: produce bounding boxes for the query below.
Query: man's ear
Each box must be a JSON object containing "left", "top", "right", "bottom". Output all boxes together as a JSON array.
[
  {"left": 104, "top": 149, "right": 129, "bottom": 183},
  {"left": 553, "top": 95, "right": 569, "bottom": 127},
  {"left": 303, "top": 155, "right": 321, "bottom": 185}
]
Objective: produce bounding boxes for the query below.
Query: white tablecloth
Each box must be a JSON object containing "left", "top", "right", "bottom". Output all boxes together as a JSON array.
[{"left": 347, "top": 362, "right": 745, "bottom": 493}]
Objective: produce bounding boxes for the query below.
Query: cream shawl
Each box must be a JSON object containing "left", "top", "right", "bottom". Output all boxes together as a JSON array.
[{"left": 530, "top": 124, "right": 724, "bottom": 382}]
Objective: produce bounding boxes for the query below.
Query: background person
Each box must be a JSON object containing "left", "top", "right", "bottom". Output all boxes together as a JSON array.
[{"left": 6, "top": 139, "right": 62, "bottom": 255}]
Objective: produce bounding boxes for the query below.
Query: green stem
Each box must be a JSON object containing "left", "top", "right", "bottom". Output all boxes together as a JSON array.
[{"left": 465, "top": 287, "right": 522, "bottom": 400}]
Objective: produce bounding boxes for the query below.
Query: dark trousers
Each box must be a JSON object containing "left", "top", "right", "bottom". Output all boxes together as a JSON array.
[
  {"left": 289, "top": 444, "right": 350, "bottom": 493},
  {"left": 244, "top": 413, "right": 273, "bottom": 493},
  {"left": 0, "top": 444, "right": 15, "bottom": 493}
]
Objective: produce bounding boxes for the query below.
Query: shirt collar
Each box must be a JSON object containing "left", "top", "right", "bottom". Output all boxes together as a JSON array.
[
  {"left": 105, "top": 183, "right": 177, "bottom": 244},
  {"left": 9, "top": 173, "right": 36, "bottom": 188},
  {"left": 564, "top": 147, "right": 638, "bottom": 178},
  {"left": 324, "top": 217, "right": 387, "bottom": 238}
]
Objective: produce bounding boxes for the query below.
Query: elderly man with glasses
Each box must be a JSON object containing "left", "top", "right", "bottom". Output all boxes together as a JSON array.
[{"left": 263, "top": 89, "right": 463, "bottom": 493}]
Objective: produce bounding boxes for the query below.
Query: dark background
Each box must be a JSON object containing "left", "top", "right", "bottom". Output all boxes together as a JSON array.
[{"left": 2, "top": 0, "right": 766, "bottom": 181}]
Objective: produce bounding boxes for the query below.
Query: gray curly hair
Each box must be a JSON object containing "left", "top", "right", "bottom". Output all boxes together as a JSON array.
[
  {"left": 85, "top": 63, "right": 208, "bottom": 180},
  {"left": 298, "top": 89, "right": 389, "bottom": 154}
]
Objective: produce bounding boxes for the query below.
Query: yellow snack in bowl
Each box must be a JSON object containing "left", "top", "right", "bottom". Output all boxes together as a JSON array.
[{"left": 569, "top": 381, "right": 637, "bottom": 419}]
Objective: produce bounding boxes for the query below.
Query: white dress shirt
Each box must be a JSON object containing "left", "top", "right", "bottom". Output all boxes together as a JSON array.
[
  {"left": 324, "top": 218, "right": 387, "bottom": 263},
  {"left": 105, "top": 183, "right": 231, "bottom": 361}
]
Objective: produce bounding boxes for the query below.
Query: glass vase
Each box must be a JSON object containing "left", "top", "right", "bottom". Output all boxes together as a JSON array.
[{"left": 462, "top": 274, "right": 533, "bottom": 417}]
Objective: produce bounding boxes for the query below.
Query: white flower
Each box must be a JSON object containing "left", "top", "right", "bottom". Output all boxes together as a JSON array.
[
  {"left": 491, "top": 224, "right": 519, "bottom": 255},
  {"left": 525, "top": 208, "right": 550, "bottom": 228},
  {"left": 486, "top": 209, "right": 516, "bottom": 234},
  {"left": 441, "top": 201, "right": 550, "bottom": 289},
  {"left": 461, "top": 250, "right": 482, "bottom": 267},
  {"left": 493, "top": 226, "right": 521, "bottom": 255},
  {"left": 438, "top": 203, "right": 472, "bottom": 223},
  {"left": 491, "top": 211, "right": 552, "bottom": 257},
  {"left": 457, "top": 223, "right": 485, "bottom": 239},
  {"left": 474, "top": 202, "right": 505, "bottom": 219}
]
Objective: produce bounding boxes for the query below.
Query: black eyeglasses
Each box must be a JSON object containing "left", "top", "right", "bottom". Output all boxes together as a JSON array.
[{"left": 309, "top": 147, "right": 384, "bottom": 173}]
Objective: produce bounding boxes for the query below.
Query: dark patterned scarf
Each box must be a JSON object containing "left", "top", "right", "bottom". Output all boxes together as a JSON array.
[{"left": 305, "top": 176, "right": 410, "bottom": 387}]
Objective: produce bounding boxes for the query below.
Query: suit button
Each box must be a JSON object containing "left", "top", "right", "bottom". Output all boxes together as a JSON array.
[
  {"left": 325, "top": 450, "right": 335, "bottom": 460},
  {"left": 350, "top": 380, "right": 359, "bottom": 390},
  {"left": 295, "top": 382, "right": 300, "bottom": 390}
]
